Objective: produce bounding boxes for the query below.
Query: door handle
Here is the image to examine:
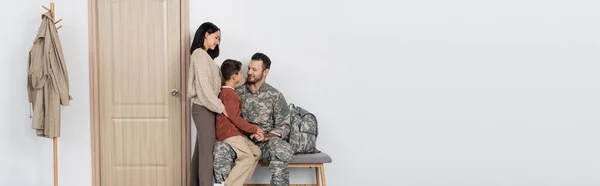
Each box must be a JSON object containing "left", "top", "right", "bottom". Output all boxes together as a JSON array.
[{"left": 171, "top": 89, "right": 180, "bottom": 97}]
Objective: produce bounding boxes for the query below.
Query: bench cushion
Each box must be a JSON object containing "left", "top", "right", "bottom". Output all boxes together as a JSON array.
[{"left": 289, "top": 153, "right": 332, "bottom": 164}]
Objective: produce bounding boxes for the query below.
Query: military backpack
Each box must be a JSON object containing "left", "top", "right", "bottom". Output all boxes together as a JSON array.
[{"left": 287, "top": 103, "right": 320, "bottom": 154}]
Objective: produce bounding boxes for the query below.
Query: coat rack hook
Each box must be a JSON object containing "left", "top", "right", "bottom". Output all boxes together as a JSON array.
[{"left": 42, "top": 3, "right": 62, "bottom": 30}]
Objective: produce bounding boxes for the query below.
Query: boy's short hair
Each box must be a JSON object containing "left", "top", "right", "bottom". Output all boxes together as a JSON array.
[{"left": 221, "top": 59, "right": 242, "bottom": 84}]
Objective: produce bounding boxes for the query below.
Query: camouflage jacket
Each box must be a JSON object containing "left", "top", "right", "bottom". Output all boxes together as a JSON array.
[{"left": 236, "top": 83, "right": 291, "bottom": 138}]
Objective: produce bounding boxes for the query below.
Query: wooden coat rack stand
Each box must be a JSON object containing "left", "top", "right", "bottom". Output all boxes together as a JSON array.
[
  {"left": 42, "top": 3, "right": 63, "bottom": 30},
  {"left": 41, "top": 3, "right": 63, "bottom": 186}
]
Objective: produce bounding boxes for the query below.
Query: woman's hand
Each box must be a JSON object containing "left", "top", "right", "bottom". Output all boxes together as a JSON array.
[{"left": 222, "top": 108, "right": 229, "bottom": 117}]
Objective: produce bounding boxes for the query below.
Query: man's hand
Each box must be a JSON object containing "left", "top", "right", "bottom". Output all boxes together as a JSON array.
[
  {"left": 259, "top": 133, "right": 279, "bottom": 142},
  {"left": 251, "top": 132, "right": 278, "bottom": 142}
]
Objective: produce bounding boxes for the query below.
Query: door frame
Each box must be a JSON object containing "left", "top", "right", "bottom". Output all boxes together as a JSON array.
[{"left": 88, "top": 0, "right": 191, "bottom": 185}]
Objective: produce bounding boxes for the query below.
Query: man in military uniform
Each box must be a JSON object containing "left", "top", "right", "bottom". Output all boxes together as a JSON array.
[{"left": 213, "top": 53, "right": 294, "bottom": 186}]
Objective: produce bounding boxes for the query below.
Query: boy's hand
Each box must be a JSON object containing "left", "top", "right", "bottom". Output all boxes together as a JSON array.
[
  {"left": 257, "top": 133, "right": 265, "bottom": 141},
  {"left": 256, "top": 127, "right": 264, "bottom": 135},
  {"left": 251, "top": 132, "right": 265, "bottom": 141},
  {"left": 251, "top": 127, "right": 267, "bottom": 141}
]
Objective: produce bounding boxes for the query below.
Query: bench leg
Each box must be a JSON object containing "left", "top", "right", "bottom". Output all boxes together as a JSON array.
[
  {"left": 319, "top": 164, "right": 326, "bottom": 186},
  {"left": 315, "top": 166, "right": 320, "bottom": 186}
]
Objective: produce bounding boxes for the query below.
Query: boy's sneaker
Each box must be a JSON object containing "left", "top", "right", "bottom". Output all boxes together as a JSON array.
[{"left": 214, "top": 183, "right": 225, "bottom": 186}]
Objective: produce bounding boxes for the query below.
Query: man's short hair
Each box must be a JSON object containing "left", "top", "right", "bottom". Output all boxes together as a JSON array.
[
  {"left": 221, "top": 59, "right": 242, "bottom": 83},
  {"left": 251, "top": 52, "right": 271, "bottom": 70}
]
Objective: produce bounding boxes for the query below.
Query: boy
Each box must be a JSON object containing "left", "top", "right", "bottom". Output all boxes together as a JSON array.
[{"left": 216, "top": 59, "right": 265, "bottom": 186}]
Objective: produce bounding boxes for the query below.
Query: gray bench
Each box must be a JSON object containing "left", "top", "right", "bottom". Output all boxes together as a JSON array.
[{"left": 245, "top": 153, "right": 332, "bottom": 186}]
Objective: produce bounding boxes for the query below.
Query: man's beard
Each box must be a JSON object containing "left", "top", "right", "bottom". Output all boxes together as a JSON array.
[{"left": 246, "top": 74, "right": 263, "bottom": 85}]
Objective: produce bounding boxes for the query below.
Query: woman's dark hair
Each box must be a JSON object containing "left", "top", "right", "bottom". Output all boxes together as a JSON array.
[
  {"left": 190, "top": 22, "right": 220, "bottom": 59},
  {"left": 221, "top": 59, "right": 242, "bottom": 84}
]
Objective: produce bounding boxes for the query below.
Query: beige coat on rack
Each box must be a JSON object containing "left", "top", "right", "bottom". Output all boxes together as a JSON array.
[{"left": 28, "top": 12, "right": 70, "bottom": 138}]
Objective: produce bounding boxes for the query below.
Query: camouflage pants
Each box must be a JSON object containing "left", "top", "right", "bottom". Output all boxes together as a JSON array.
[
  {"left": 213, "top": 137, "right": 294, "bottom": 186},
  {"left": 213, "top": 141, "right": 236, "bottom": 183}
]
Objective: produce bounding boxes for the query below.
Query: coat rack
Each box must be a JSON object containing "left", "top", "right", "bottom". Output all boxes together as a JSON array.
[
  {"left": 41, "top": 3, "right": 62, "bottom": 186},
  {"left": 42, "top": 2, "right": 63, "bottom": 30}
]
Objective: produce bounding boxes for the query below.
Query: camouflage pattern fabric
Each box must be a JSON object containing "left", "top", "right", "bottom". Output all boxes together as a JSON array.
[
  {"left": 213, "top": 83, "right": 295, "bottom": 185},
  {"left": 256, "top": 137, "right": 294, "bottom": 186},
  {"left": 213, "top": 141, "right": 236, "bottom": 183},
  {"left": 213, "top": 137, "right": 294, "bottom": 185},
  {"left": 236, "top": 83, "right": 291, "bottom": 139},
  {"left": 288, "top": 103, "right": 320, "bottom": 153}
]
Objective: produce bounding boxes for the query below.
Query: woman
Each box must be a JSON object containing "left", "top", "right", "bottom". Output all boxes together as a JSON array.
[{"left": 188, "top": 22, "right": 228, "bottom": 186}]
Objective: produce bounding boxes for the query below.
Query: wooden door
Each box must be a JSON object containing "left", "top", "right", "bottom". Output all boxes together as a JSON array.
[{"left": 90, "top": 0, "right": 188, "bottom": 185}]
